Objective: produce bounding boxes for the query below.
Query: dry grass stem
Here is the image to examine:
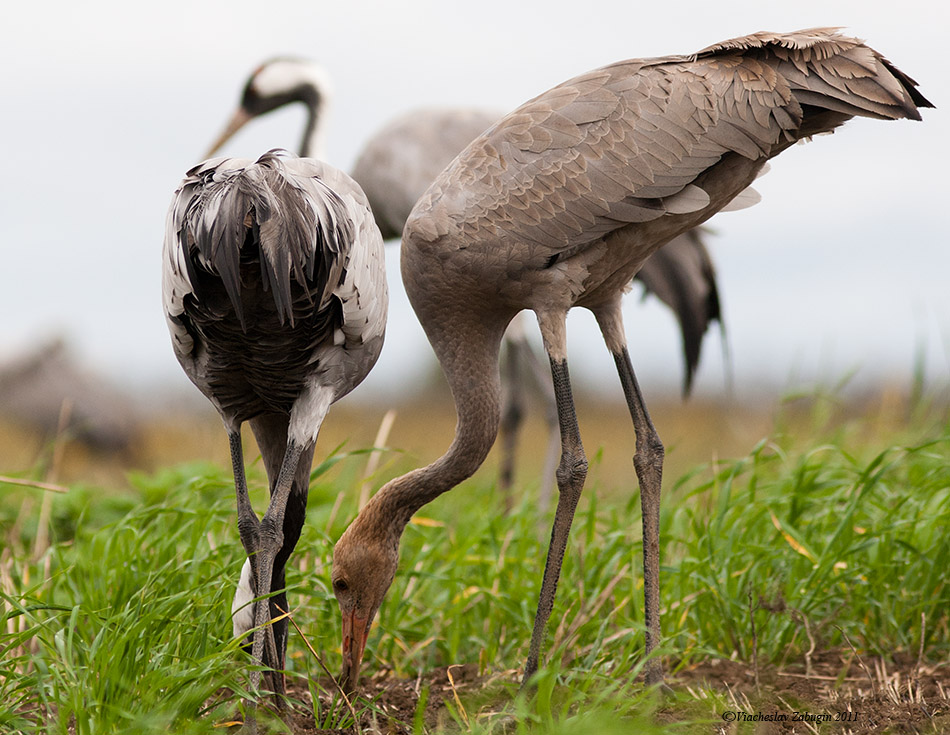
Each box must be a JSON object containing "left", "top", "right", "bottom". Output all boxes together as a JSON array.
[
  {"left": 445, "top": 664, "right": 471, "bottom": 730},
  {"left": 358, "top": 409, "right": 397, "bottom": 510},
  {"left": 836, "top": 625, "right": 876, "bottom": 695},
  {"left": 281, "top": 604, "right": 363, "bottom": 735},
  {"left": 0, "top": 476, "right": 69, "bottom": 494}
]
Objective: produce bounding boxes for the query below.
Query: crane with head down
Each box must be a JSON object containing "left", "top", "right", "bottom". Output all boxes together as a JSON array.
[
  {"left": 162, "top": 150, "right": 387, "bottom": 727},
  {"left": 329, "top": 28, "right": 932, "bottom": 691}
]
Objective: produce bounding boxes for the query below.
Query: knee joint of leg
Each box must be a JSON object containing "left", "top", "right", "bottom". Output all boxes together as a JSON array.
[
  {"left": 634, "top": 435, "right": 664, "bottom": 473},
  {"left": 259, "top": 517, "right": 284, "bottom": 551},
  {"left": 238, "top": 518, "right": 260, "bottom": 543},
  {"left": 556, "top": 452, "right": 588, "bottom": 490},
  {"left": 500, "top": 399, "right": 524, "bottom": 434}
]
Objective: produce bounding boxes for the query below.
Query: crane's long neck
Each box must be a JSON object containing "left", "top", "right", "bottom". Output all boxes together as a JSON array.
[
  {"left": 299, "top": 93, "right": 327, "bottom": 160},
  {"left": 355, "top": 306, "right": 509, "bottom": 546}
]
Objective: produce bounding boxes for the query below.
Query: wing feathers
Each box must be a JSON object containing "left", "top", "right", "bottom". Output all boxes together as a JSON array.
[{"left": 409, "top": 28, "right": 931, "bottom": 261}]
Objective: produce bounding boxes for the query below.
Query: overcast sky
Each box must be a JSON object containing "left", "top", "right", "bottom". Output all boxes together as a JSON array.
[{"left": 2, "top": 0, "right": 946, "bottom": 402}]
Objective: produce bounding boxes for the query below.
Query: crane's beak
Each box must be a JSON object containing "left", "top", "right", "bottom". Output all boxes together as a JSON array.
[
  {"left": 204, "top": 108, "right": 253, "bottom": 159},
  {"left": 339, "top": 610, "right": 370, "bottom": 694}
]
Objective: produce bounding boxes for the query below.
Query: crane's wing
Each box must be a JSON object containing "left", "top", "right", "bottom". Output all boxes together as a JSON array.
[
  {"left": 162, "top": 150, "right": 370, "bottom": 359},
  {"left": 410, "top": 28, "right": 929, "bottom": 258}
]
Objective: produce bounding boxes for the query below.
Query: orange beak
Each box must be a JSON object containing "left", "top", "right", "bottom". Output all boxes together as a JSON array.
[
  {"left": 204, "top": 107, "right": 253, "bottom": 159},
  {"left": 340, "top": 610, "right": 370, "bottom": 694}
]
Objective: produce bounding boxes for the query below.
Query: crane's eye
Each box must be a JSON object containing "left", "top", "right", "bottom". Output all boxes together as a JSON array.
[{"left": 333, "top": 578, "right": 348, "bottom": 593}]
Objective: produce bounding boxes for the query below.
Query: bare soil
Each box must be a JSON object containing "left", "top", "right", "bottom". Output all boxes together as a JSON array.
[
  {"left": 238, "top": 651, "right": 950, "bottom": 734},
  {"left": 668, "top": 650, "right": 950, "bottom": 734}
]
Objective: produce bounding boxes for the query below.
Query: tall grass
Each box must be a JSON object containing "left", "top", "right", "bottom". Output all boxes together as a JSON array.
[
  {"left": 666, "top": 433, "right": 950, "bottom": 665},
  {"left": 1, "top": 397, "right": 948, "bottom": 733}
]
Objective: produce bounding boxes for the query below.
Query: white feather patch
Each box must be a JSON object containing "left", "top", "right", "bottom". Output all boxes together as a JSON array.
[
  {"left": 232, "top": 558, "right": 255, "bottom": 640},
  {"left": 663, "top": 184, "right": 711, "bottom": 214},
  {"left": 251, "top": 59, "right": 334, "bottom": 105},
  {"left": 720, "top": 186, "right": 762, "bottom": 212}
]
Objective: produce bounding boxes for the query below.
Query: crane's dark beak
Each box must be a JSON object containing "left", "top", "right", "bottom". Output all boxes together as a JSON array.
[
  {"left": 204, "top": 108, "right": 253, "bottom": 159},
  {"left": 340, "top": 610, "right": 369, "bottom": 694}
]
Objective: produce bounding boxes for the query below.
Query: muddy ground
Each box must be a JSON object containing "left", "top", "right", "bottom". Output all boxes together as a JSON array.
[{"left": 235, "top": 650, "right": 950, "bottom": 734}]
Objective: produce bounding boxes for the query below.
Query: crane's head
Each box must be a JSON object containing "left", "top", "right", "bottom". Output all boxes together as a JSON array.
[
  {"left": 331, "top": 519, "right": 399, "bottom": 693},
  {"left": 205, "top": 58, "right": 333, "bottom": 158}
]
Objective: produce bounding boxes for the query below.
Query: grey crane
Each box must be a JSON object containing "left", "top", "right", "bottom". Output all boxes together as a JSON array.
[
  {"left": 329, "top": 28, "right": 932, "bottom": 692},
  {"left": 207, "top": 58, "right": 725, "bottom": 501},
  {"left": 161, "top": 151, "right": 387, "bottom": 716}
]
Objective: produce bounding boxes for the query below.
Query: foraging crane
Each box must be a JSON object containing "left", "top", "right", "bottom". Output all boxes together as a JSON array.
[
  {"left": 162, "top": 151, "right": 387, "bottom": 710},
  {"left": 207, "top": 59, "right": 725, "bottom": 502},
  {"left": 329, "top": 28, "right": 932, "bottom": 691}
]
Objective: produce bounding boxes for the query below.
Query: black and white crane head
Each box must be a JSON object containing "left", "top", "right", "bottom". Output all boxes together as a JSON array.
[{"left": 207, "top": 58, "right": 333, "bottom": 160}]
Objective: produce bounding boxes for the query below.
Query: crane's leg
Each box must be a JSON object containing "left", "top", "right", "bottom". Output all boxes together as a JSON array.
[
  {"left": 498, "top": 330, "right": 526, "bottom": 509},
  {"left": 518, "top": 332, "right": 560, "bottom": 514},
  {"left": 227, "top": 429, "right": 267, "bottom": 734},
  {"left": 249, "top": 414, "right": 316, "bottom": 695},
  {"left": 229, "top": 429, "right": 261, "bottom": 561},
  {"left": 246, "top": 439, "right": 305, "bottom": 699},
  {"left": 612, "top": 345, "right": 664, "bottom": 685},
  {"left": 230, "top": 423, "right": 302, "bottom": 706},
  {"left": 244, "top": 389, "right": 330, "bottom": 715},
  {"left": 522, "top": 353, "right": 587, "bottom": 686}
]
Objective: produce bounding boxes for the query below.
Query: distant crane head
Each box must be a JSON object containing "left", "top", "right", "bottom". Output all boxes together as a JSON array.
[{"left": 206, "top": 57, "right": 332, "bottom": 159}]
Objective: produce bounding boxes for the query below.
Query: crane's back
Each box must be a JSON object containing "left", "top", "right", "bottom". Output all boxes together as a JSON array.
[
  {"left": 163, "top": 151, "right": 388, "bottom": 423},
  {"left": 403, "top": 28, "right": 931, "bottom": 318}
]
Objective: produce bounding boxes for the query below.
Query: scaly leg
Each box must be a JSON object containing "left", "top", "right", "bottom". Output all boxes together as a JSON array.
[
  {"left": 229, "top": 429, "right": 261, "bottom": 562},
  {"left": 519, "top": 332, "right": 560, "bottom": 514},
  {"left": 248, "top": 414, "right": 316, "bottom": 699},
  {"left": 227, "top": 429, "right": 265, "bottom": 733},
  {"left": 247, "top": 439, "right": 305, "bottom": 701},
  {"left": 522, "top": 356, "right": 587, "bottom": 685},
  {"left": 612, "top": 346, "right": 664, "bottom": 685}
]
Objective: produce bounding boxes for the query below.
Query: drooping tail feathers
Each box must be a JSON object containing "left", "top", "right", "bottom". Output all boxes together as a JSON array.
[{"left": 171, "top": 150, "right": 354, "bottom": 328}]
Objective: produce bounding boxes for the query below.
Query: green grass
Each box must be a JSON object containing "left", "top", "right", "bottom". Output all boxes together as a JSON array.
[{"left": 1, "top": 396, "right": 949, "bottom": 733}]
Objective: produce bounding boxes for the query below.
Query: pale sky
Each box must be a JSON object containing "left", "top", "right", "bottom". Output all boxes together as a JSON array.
[{"left": 2, "top": 0, "right": 946, "bottom": 401}]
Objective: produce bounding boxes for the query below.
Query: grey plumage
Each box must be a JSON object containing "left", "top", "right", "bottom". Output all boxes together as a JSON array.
[
  {"left": 164, "top": 151, "right": 386, "bottom": 423},
  {"left": 634, "top": 228, "right": 722, "bottom": 392},
  {"left": 411, "top": 30, "right": 928, "bottom": 256},
  {"left": 351, "top": 106, "right": 724, "bottom": 392},
  {"left": 162, "top": 149, "right": 387, "bottom": 714},
  {"left": 351, "top": 106, "right": 723, "bottom": 500},
  {"left": 331, "top": 28, "right": 932, "bottom": 693},
  {"left": 351, "top": 108, "right": 504, "bottom": 240},
  {"left": 207, "top": 60, "right": 725, "bottom": 391}
]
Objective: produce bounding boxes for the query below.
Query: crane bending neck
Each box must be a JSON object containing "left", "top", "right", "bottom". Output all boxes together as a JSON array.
[{"left": 360, "top": 311, "right": 506, "bottom": 541}]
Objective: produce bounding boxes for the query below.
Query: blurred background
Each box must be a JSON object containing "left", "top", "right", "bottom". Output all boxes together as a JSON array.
[{"left": 1, "top": 0, "right": 946, "bottom": 487}]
